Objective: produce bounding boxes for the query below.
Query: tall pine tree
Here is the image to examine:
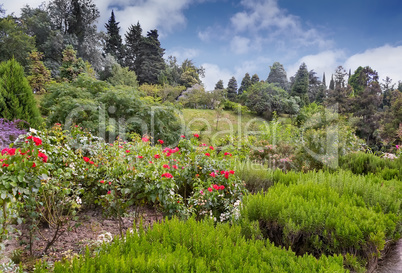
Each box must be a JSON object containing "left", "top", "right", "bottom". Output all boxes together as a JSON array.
[
  {"left": 291, "top": 62, "right": 309, "bottom": 106},
  {"left": 251, "top": 74, "right": 260, "bottom": 84},
  {"left": 214, "top": 80, "right": 224, "bottom": 90},
  {"left": 104, "top": 10, "right": 124, "bottom": 64},
  {"left": 125, "top": 22, "right": 142, "bottom": 72},
  {"left": 238, "top": 73, "right": 251, "bottom": 95},
  {"left": 227, "top": 76, "right": 238, "bottom": 101},
  {"left": 135, "top": 29, "right": 165, "bottom": 84},
  {"left": 267, "top": 62, "right": 289, "bottom": 91}
]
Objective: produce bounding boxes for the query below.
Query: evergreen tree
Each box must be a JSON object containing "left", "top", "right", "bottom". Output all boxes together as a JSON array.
[
  {"left": 238, "top": 73, "right": 251, "bottom": 95},
  {"left": 322, "top": 72, "right": 326, "bottom": 88},
  {"left": 291, "top": 63, "right": 309, "bottom": 106},
  {"left": 266, "top": 62, "right": 289, "bottom": 91},
  {"left": 0, "top": 58, "right": 42, "bottom": 127},
  {"left": 251, "top": 74, "right": 260, "bottom": 84},
  {"left": 227, "top": 76, "right": 238, "bottom": 101},
  {"left": 381, "top": 76, "right": 395, "bottom": 108},
  {"left": 214, "top": 80, "right": 224, "bottom": 90},
  {"left": 104, "top": 10, "right": 124, "bottom": 64},
  {"left": 59, "top": 45, "right": 85, "bottom": 82},
  {"left": 349, "top": 66, "right": 378, "bottom": 97},
  {"left": 135, "top": 29, "right": 165, "bottom": 84},
  {"left": 27, "top": 50, "right": 51, "bottom": 94},
  {"left": 329, "top": 74, "right": 334, "bottom": 90},
  {"left": 125, "top": 22, "right": 142, "bottom": 72}
]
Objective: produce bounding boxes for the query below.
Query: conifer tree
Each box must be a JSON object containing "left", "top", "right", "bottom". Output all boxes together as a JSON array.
[
  {"left": 214, "top": 80, "right": 224, "bottom": 90},
  {"left": 125, "top": 22, "right": 142, "bottom": 72},
  {"left": 322, "top": 72, "right": 326, "bottom": 88},
  {"left": 0, "top": 58, "right": 42, "bottom": 127},
  {"left": 267, "top": 62, "right": 289, "bottom": 91},
  {"left": 291, "top": 63, "right": 309, "bottom": 106},
  {"left": 238, "top": 73, "right": 251, "bottom": 95},
  {"left": 104, "top": 10, "right": 124, "bottom": 64},
  {"left": 135, "top": 29, "right": 165, "bottom": 84},
  {"left": 227, "top": 76, "right": 238, "bottom": 101},
  {"left": 251, "top": 74, "right": 260, "bottom": 84},
  {"left": 27, "top": 50, "right": 51, "bottom": 94},
  {"left": 329, "top": 74, "right": 335, "bottom": 90}
]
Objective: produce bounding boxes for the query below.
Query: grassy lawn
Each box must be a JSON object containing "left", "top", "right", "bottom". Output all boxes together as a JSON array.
[{"left": 179, "top": 109, "right": 268, "bottom": 143}]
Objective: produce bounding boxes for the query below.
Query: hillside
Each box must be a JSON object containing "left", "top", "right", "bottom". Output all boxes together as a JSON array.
[{"left": 180, "top": 109, "right": 267, "bottom": 143}]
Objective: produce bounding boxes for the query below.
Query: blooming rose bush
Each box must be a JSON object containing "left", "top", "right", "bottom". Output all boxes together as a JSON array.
[{"left": 1, "top": 124, "right": 247, "bottom": 239}]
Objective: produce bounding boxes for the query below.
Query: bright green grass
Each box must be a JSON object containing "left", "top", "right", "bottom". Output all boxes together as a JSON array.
[{"left": 179, "top": 109, "right": 267, "bottom": 143}]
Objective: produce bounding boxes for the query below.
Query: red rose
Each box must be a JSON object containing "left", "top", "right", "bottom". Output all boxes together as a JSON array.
[
  {"left": 158, "top": 139, "right": 164, "bottom": 144},
  {"left": 172, "top": 165, "right": 178, "bottom": 169},
  {"left": 205, "top": 153, "right": 210, "bottom": 157},
  {"left": 38, "top": 152, "right": 48, "bottom": 163},
  {"left": 126, "top": 150, "right": 130, "bottom": 153},
  {"left": 83, "top": 157, "right": 90, "bottom": 162},
  {"left": 154, "top": 154, "right": 161, "bottom": 159},
  {"left": 209, "top": 146, "right": 214, "bottom": 150},
  {"left": 213, "top": 184, "right": 219, "bottom": 190},
  {"left": 219, "top": 185, "right": 225, "bottom": 190},
  {"left": 138, "top": 156, "right": 144, "bottom": 159},
  {"left": 163, "top": 164, "right": 170, "bottom": 169},
  {"left": 209, "top": 172, "right": 216, "bottom": 178},
  {"left": 100, "top": 180, "right": 105, "bottom": 184},
  {"left": 207, "top": 187, "right": 212, "bottom": 192},
  {"left": 193, "top": 133, "right": 199, "bottom": 138}
]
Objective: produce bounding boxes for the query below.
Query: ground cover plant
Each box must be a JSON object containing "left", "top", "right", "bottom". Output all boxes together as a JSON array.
[{"left": 33, "top": 217, "right": 347, "bottom": 273}]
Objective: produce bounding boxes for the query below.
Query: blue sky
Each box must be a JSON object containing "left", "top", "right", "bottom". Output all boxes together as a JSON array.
[{"left": 5, "top": 0, "right": 402, "bottom": 90}]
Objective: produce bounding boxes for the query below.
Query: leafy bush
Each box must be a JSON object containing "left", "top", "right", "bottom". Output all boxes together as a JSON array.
[
  {"left": 36, "top": 217, "right": 346, "bottom": 273},
  {"left": 41, "top": 74, "right": 182, "bottom": 145}
]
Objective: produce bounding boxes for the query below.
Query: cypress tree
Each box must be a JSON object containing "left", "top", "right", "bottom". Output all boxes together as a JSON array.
[
  {"left": 329, "top": 74, "right": 335, "bottom": 90},
  {"left": 227, "top": 76, "right": 238, "bottom": 101},
  {"left": 27, "top": 50, "right": 51, "bottom": 94},
  {"left": 0, "top": 58, "right": 42, "bottom": 127},
  {"left": 104, "top": 10, "right": 124, "bottom": 64},
  {"left": 322, "top": 72, "right": 326, "bottom": 88}
]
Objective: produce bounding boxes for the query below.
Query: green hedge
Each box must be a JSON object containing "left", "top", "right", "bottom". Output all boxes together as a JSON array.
[{"left": 35, "top": 218, "right": 347, "bottom": 273}]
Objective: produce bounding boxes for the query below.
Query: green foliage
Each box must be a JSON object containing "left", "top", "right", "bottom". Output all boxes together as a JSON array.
[
  {"left": 238, "top": 73, "right": 251, "bottom": 95},
  {"left": 267, "top": 62, "right": 289, "bottom": 91},
  {"left": 0, "top": 17, "right": 36, "bottom": 69},
  {"left": 0, "top": 58, "right": 42, "bottom": 127},
  {"left": 227, "top": 76, "right": 238, "bottom": 101},
  {"left": 135, "top": 30, "right": 165, "bottom": 85},
  {"left": 59, "top": 45, "right": 85, "bottom": 82},
  {"left": 104, "top": 11, "right": 124, "bottom": 64},
  {"left": 379, "top": 90, "right": 402, "bottom": 145},
  {"left": 339, "top": 152, "right": 402, "bottom": 180},
  {"left": 290, "top": 62, "right": 309, "bottom": 106},
  {"left": 107, "top": 64, "right": 138, "bottom": 88},
  {"left": 42, "top": 75, "right": 182, "bottom": 144},
  {"left": 245, "top": 82, "right": 299, "bottom": 120},
  {"left": 41, "top": 217, "right": 346, "bottom": 273},
  {"left": 242, "top": 170, "right": 401, "bottom": 271},
  {"left": 27, "top": 50, "right": 52, "bottom": 94}
]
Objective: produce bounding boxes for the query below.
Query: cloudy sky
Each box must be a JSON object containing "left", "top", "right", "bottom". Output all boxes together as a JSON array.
[{"left": 4, "top": 0, "right": 402, "bottom": 90}]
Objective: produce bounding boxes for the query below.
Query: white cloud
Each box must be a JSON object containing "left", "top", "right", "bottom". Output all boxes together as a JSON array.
[
  {"left": 230, "top": 36, "right": 250, "bottom": 54},
  {"left": 109, "top": 0, "right": 191, "bottom": 37},
  {"left": 165, "top": 48, "right": 200, "bottom": 62},
  {"left": 201, "top": 63, "right": 233, "bottom": 91},
  {"left": 2, "top": 0, "right": 48, "bottom": 16},
  {"left": 287, "top": 50, "right": 346, "bottom": 80},
  {"left": 343, "top": 44, "right": 402, "bottom": 83},
  {"left": 229, "top": 0, "right": 331, "bottom": 50}
]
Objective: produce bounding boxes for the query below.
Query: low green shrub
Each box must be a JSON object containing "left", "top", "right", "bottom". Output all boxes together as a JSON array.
[
  {"left": 36, "top": 217, "right": 347, "bottom": 273},
  {"left": 339, "top": 152, "right": 402, "bottom": 180},
  {"left": 242, "top": 182, "right": 400, "bottom": 271}
]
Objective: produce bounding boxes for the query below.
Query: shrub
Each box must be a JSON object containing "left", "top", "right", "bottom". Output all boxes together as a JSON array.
[
  {"left": 37, "top": 217, "right": 347, "bottom": 273},
  {"left": 0, "top": 119, "right": 27, "bottom": 150},
  {"left": 242, "top": 179, "right": 401, "bottom": 271},
  {"left": 0, "top": 58, "right": 42, "bottom": 127}
]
